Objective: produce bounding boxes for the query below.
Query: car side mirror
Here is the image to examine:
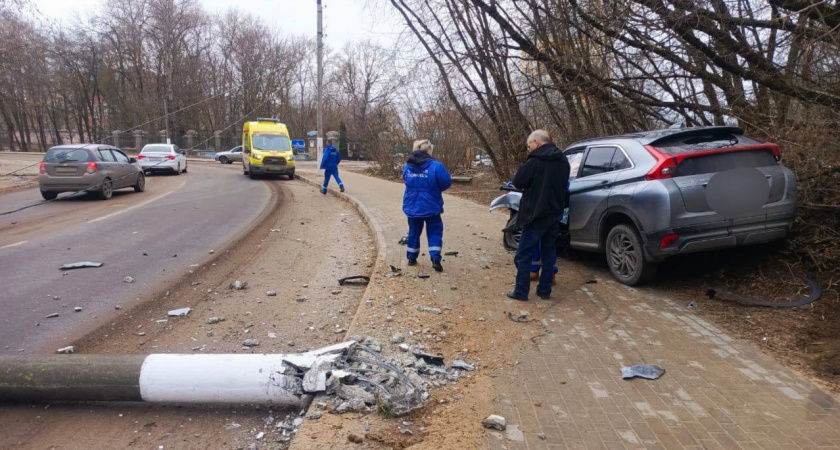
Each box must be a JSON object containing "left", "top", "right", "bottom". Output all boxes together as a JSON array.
[{"left": 129, "top": 157, "right": 137, "bottom": 163}]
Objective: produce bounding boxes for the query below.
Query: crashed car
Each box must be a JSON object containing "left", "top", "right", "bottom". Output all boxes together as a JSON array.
[{"left": 491, "top": 126, "right": 797, "bottom": 285}]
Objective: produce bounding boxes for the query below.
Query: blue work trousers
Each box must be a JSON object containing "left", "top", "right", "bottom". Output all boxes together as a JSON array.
[
  {"left": 406, "top": 215, "right": 443, "bottom": 262},
  {"left": 514, "top": 216, "right": 559, "bottom": 298},
  {"left": 323, "top": 168, "right": 343, "bottom": 189}
]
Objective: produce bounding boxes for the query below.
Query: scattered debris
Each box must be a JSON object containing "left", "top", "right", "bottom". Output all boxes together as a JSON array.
[
  {"left": 45, "top": 313, "right": 59, "bottom": 319},
  {"left": 74, "top": 307, "right": 82, "bottom": 312},
  {"left": 256, "top": 431, "right": 264, "bottom": 440},
  {"left": 331, "top": 290, "right": 342, "bottom": 295},
  {"left": 391, "top": 333, "right": 405, "bottom": 344},
  {"left": 287, "top": 341, "right": 295, "bottom": 347},
  {"left": 268, "top": 333, "right": 277, "bottom": 339},
  {"left": 389, "top": 265, "right": 402, "bottom": 273},
  {"left": 416, "top": 305, "right": 441, "bottom": 314},
  {"left": 309, "top": 412, "right": 322, "bottom": 420},
  {"left": 585, "top": 279, "right": 598, "bottom": 284},
  {"left": 266, "top": 291, "right": 277, "bottom": 297},
  {"left": 338, "top": 275, "right": 370, "bottom": 286},
  {"left": 242, "top": 339, "right": 259, "bottom": 347},
  {"left": 348, "top": 434, "right": 364, "bottom": 444},
  {"left": 538, "top": 433, "right": 546, "bottom": 440},
  {"left": 620, "top": 365, "right": 665, "bottom": 380},
  {"left": 385, "top": 272, "right": 402, "bottom": 279},
  {"left": 444, "top": 251, "right": 459, "bottom": 256},
  {"left": 687, "top": 301, "right": 697, "bottom": 309},
  {"left": 296, "top": 296, "right": 307, "bottom": 303},
  {"left": 398, "top": 236, "right": 408, "bottom": 245},
  {"left": 225, "top": 423, "right": 241, "bottom": 430},
  {"left": 60, "top": 262, "right": 103, "bottom": 270},
  {"left": 706, "top": 275, "right": 822, "bottom": 308},
  {"left": 124, "top": 276, "right": 135, "bottom": 283},
  {"left": 482, "top": 415, "right": 506, "bottom": 431},
  {"left": 205, "top": 317, "right": 225, "bottom": 324},
  {"left": 413, "top": 351, "right": 444, "bottom": 366},
  {"left": 398, "top": 344, "right": 410, "bottom": 352},
  {"left": 229, "top": 280, "right": 247, "bottom": 290},
  {"left": 506, "top": 310, "right": 531, "bottom": 322},
  {"left": 167, "top": 307, "right": 191, "bottom": 317},
  {"left": 417, "top": 273, "right": 431, "bottom": 279},
  {"left": 452, "top": 360, "right": 475, "bottom": 371},
  {"left": 56, "top": 346, "right": 74, "bottom": 354},
  {"left": 209, "top": 250, "right": 215, "bottom": 254}
]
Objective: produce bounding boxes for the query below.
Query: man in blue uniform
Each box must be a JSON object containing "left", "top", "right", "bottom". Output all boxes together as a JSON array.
[
  {"left": 402, "top": 139, "right": 452, "bottom": 272},
  {"left": 320, "top": 137, "right": 344, "bottom": 194}
]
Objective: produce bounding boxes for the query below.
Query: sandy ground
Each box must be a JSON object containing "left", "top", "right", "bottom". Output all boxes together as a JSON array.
[
  {"left": 0, "top": 152, "right": 41, "bottom": 193},
  {"left": 0, "top": 179, "right": 375, "bottom": 450}
]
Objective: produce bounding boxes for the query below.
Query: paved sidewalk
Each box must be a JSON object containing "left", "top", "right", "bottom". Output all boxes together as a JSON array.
[{"left": 296, "top": 165, "right": 839, "bottom": 450}]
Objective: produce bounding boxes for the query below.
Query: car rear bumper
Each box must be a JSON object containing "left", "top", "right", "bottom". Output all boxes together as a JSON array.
[
  {"left": 250, "top": 164, "right": 294, "bottom": 175},
  {"left": 140, "top": 160, "right": 179, "bottom": 171},
  {"left": 644, "top": 213, "right": 795, "bottom": 261},
  {"left": 39, "top": 173, "right": 105, "bottom": 192}
]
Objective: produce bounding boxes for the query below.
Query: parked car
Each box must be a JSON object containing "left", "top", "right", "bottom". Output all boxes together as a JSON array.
[
  {"left": 490, "top": 126, "right": 797, "bottom": 285},
  {"left": 215, "top": 146, "right": 243, "bottom": 164},
  {"left": 39, "top": 144, "right": 145, "bottom": 200},
  {"left": 138, "top": 144, "right": 188, "bottom": 174}
]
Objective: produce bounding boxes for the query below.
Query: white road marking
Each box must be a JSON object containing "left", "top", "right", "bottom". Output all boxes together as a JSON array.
[
  {"left": 0, "top": 240, "right": 27, "bottom": 250},
  {"left": 87, "top": 181, "right": 187, "bottom": 224}
]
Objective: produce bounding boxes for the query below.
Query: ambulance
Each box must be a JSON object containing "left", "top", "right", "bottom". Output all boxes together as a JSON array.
[{"left": 242, "top": 118, "right": 295, "bottom": 179}]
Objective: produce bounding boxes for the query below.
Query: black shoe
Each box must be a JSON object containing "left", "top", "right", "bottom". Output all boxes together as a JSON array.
[
  {"left": 340, "top": 185, "right": 345, "bottom": 193},
  {"left": 506, "top": 291, "right": 528, "bottom": 301},
  {"left": 432, "top": 261, "right": 443, "bottom": 272},
  {"left": 538, "top": 294, "right": 551, "bottom": 300},
  {"left": 408, "top": 259, "right": 417, "bottom": 266}
]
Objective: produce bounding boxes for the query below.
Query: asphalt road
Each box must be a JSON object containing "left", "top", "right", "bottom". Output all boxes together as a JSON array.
[{"left": 0, "top": 163, "right": 273, "bottom": 355}]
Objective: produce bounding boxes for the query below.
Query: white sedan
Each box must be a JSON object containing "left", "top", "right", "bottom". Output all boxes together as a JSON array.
[{"left": 138, "top": 144, "right": 188, "bottom": 175}]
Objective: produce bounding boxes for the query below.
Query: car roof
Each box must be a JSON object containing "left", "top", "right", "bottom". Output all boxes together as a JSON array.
[
  {"left": 567, "top": 126, "right": 744, "bottom": 148},
  {"left": 48, "top": 144, "right": 100, "bottom": 150}
]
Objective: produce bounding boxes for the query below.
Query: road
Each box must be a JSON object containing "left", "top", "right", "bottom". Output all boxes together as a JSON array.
[{"left": 0, "top": 162, "right": 273, "bottom": 355}]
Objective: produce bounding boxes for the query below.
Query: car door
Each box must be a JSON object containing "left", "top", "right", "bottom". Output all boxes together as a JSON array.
[
  {"left": 232, "top": 146, "right": 243, "bottom": 161},
  {"left": 567, "top": 146, "right": 626, "bottom": 248},
  {"left": 97, "top": 147, "right": 118, "bottom": 186},
  {"left": 112, "top": 148, "right": 136, "bottom": 187}
]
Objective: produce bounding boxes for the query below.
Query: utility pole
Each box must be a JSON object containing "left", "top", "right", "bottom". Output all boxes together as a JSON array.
[
  {"left": 163, "top": 96, "right": 170, "bottom": 145},
  {"left": 316, "top": 0, "right": 324, "bottom": 168}
]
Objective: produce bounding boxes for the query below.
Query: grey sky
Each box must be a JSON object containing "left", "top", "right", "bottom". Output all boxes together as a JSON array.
[{"left": 30, "top": 0, "right": 403, "bottom": 50}]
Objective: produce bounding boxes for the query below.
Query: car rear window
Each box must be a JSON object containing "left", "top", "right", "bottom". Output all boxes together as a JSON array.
[
  {"left": 44, "top": 147, "right": 90, "bottom": 163},
  {"left": 655, "top": 133, "right": 762, "bottom": 155},
  {"left": 142, "top": 145, "right": 173, "bottom": 153},
  {"left": 675, "top": 149, "right": 777, "bottom": 176}
]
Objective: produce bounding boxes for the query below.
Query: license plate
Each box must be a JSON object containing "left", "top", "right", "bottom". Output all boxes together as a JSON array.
[
  {"left": 55, "top": 167, "right": 76, "bottom": 173},
  {"left": 148, "top": 157, "right": 162, "bottom": 162}
]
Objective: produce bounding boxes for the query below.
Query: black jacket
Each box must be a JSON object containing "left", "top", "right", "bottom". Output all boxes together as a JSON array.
[{"left": 512, "top": 143, "right": 571, "bottom": 227}]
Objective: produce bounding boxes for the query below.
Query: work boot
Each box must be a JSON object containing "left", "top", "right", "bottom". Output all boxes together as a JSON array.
[
  {"left": 552, "top": 274, "right": 557, "bottom": 286},
  {"left": 320, "top": 187, "right": 327, "bottom": 195},
  {"left": 408, "top": 259, "right": 417, "bottom": 266},
  {"left": 432, "top": 261, "right": 443, "bottom": 272},
  {"left": 340, "top": 185, "right": 345, "bottom": 193},
  {"left": 506, "top": 291, "right": 528, "bottom": 301}
]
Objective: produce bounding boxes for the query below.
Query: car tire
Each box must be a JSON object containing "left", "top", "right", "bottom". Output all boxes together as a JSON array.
[
  {"left": 288, "top": 173, "right": 295, "bottom": 180},
  {"left": 503, "top": 212, "right": 522, "bottom": 251},
  {"left": 99, "top": 179, "right": 113, "bottom": 200},
  {"left": 606, "top": 224, "right": 657, "bottom": 286},
  {"left": 248, "top": 170, "right": 257, "bottom": 179},
  {"left": 134, "top": 172, "right": 146, "bottom": 192},
  {"left": 41, "top": 191, "right": 58, "bottom": 200},
  {"left": 219, "top": 156, "right": 228, "bottom": 164},
  {"left": 183, "top": 163, "right": 188, "bottom": 173}
]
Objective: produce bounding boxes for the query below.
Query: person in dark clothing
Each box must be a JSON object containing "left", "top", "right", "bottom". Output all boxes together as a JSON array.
[
  {"left": 402, "top": 139, "right": 452, "bottom": 272},
  {"left": 507, "top": 130, "right": 570, "bottom": 301},
  {"left": 320, "top": 137, "right": 344, "bottom": 194}
]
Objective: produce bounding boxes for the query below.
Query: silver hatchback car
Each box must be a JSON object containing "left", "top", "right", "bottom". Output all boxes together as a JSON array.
[
  {"left": 492, "top": 126, "right": 797, "bottom": 285},
  {"left": 39, "top": 144, "right": 145, "bottom": 200}
]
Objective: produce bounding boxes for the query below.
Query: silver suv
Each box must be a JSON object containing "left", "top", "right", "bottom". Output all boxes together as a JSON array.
[{"left": 492, "top": 126, "right": 797, "bottom": 285}]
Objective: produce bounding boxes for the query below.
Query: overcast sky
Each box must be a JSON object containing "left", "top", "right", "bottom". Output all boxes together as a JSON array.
[{"left": 29, "top": 0, "right": 404, "bottom": 49}]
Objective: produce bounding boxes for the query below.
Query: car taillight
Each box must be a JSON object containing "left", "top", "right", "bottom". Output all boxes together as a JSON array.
[
  {"left": 660, "top": 233, "right": 679, "bottom": 249},
  {"left": 166, "top": 155, "right": 176, "bottom": 160},
  {"left": 644, "top": 145, "right": 677, "bottom": 180},
  {"left": 39, "top": 162, "right": 46, "bottom": 174},
  {"left": 770, "top": 144, "right": 782, "bottom": 162},
  {"left": 86, "top": 162, "right": 97, "bottom": 174},
  {"left": 137, "top": 154, "right": 146, "bottom": 159}
]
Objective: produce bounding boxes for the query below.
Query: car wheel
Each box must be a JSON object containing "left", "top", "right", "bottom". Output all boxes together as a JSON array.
[
  {"left": 606, "top": 224, "right": 657, "bottom": 286},
  {"left": 288, "top": 173, "right": 295, "bottom": 180},
  {"left": 134, "top": 172, "right": 146, "bottom": 192},
  {"left": 503, "top": 212, "right": 522, "bottom": 251},
  {"left": 248, "top": 170, "right": 257, "bottom": 180},
  {"left": 99, "top": 179, "right": 113, "bottom": 200},
  {"left": 219, "top": 156, "right": 228, "bottom": 164},
  {"left": 183, "top": 163, "right": 188, "bottom": 173},
  {"left": 41, "top": 191, "right": 58, "bottom": 200}
]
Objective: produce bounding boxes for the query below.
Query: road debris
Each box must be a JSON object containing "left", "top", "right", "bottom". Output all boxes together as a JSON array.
[
  {"left": 123, "top": 276, "right": 135, "bottom": 283},
  {"left": 391, "top": 333, "right": 405, "bottom": 344},
  {"left": 706, "top": 275, "right": 822, "bottom": 308},
  {"left": 687, "top": 301, "right": 697, "bottom": 309},
  {"left": 413, "top": 351, "right": 444, "bottom": 366},
  {"left": 398, "top": 344, "right": 410, "bottom": 352},
  {"left": 398, "top": 236, "right": 408, "bottom": 245},
  {"left": 56, "top": 346, "right": 74, "bottom": 354},
  {"left": 296, "top": 296, "right": 307, "bottom": 302},
  {"left": 452, "top": 359, "right": 475, "bottom": 371},
  {"left": 416, "top": 305, "right": 441, "bottom": 314},
  {"left": 309, "top": 412, "right": 322, "bottom": 420},
  {"left": 242, "top": 339, "right": 259, "bottom": 347},
  {"left": 266, "top": 291, "right": 277, "bottom": 297},
  {"left": 230, "top": 280, "right": 247, "bottom": 290},
  {"left": 168, "top": 307, "right": 191, "bottom": 317},
  {"left": 620, "top": 364, "right": 665, "bottom": 380},
  {"left": 482, "top": 415, "right": 506, "bottom": 431},
  {"left": 506, "top": 310, "right": 531, "bottom": 322},
  {"left": 60, "top": 262, "right": 103, "bottom": 270},
  {"left": 45, "top": 313, "right": 59, "bottom": 319},
  {"left": 417, "top": 273, "right": 431, "bottom": 279},
  {"left": 338, "top": 275, "right": 370, "bottom": 286},
  {"left": 389, "top": 265, "right": 402, "bottom": 273},
  {"left": 74, "top": 307, "right": 82, "bottom": 312},
  {"left": 385, "top": 272, "right": 402, "bottom": 279},
  {"left": 205, "top": 317, "right": 225, "bottom": 324},
  {"left": 444, "top": 251, "right": 459, "bottom": 256}
]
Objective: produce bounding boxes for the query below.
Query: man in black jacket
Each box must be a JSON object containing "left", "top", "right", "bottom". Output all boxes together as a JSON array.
[{"left": 507, "top": 130, "right": 571, "bottom": 301}]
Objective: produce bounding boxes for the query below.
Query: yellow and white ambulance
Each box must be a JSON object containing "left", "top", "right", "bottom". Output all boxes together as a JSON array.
[{"left": 242, "top": 118, "right": 295, "bottom": 179}]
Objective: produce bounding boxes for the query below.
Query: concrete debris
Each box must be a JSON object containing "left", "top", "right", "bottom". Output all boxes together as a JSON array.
[
  {"left": 385, "top": 272, "right": 401, "bottom": 279},
  {"left": 56, "top": 346, "right": 74, "bottom": 354},
  {"left": 296, "top": 297, "right": 307, "bottom": 303},
  {"left": 124, "top": 276, "right": 135, "bottom": 283},
  {"left": 399, "top": 344, "right": 410, "bottom": 352},
  {"left": 268, "top": 333, "right": 277, "bottom": 339},
  {"left": 74, "top": 307, "right": 82, "bottom": 312},
  {"left": 416, "top": 305, "right": 441, "bottom": 314},
  {"left": 308, "top": 412, "right": 322, "bottom": 420},
  {"left": 338, "top": 385, "right": 375, "bottom": 404},
  {"left": 348, "top": 434, "right": 364, "bottom": 444},
  {"left": 399, "top": 428, "right": 413, "bottom": 435},
  {"left": 225, "top": 422, "right": 241, "bottom": 430},
  {"left": 168, "top": 307, "right": 191, "bottom": 317},
  {"left": 287, "top": 340, "right": 295, "bottom": 346},
  {"left": 229, "top": 280, "right": 247, "bottom": 290},
  {"left": 413, "top": 351, "right": 444, "bottom": 366},
  {"left": 452, "top": 359, "right": 475, "bottom": 371},
  {"left": 385, "top": 314, "right": 394, "bottom": 322},
  {"left": 482, "top": 414, "right": 506, "bottom": 431},
  {"left": 506, "top": 424, "right": 525, "bottom": 442},
  {"left": 538, "top": 433, "right": 546, "bottom": 440},
  {"left": 444, "top": 251, "right": 459, "bottom": 256},
  {"left": 266, "top": 291, "right": 277, "bottom": 297},
  {"left": 335, "top": 398, "right": 368, "bottom": 414},
  {"left": 45, "top": 313, "right": 59, "bottom": 319},
  {"left": 390, "top": 333, "right": 405, "bottom": 344},
  {"left": 293, "top": 418, "right": 304, "bottom": 427},
  {"left": 60, "top": 262, "right": 103, "bottom": 270},
  {"left": 205, "top": 317, "right": 225, "bottom": 324},
  {"left": 417, "top": 273, "right": 431, "bottom": 279},
  {"left": 331, "top": 290, "right": 342, "bottom": 295},
  {"left": 256, "top": 431, "right": 264, "bottom": 440},
  {"left": 209, "top": 250, "right": 215, "bottom": 254},
  {"left": 242, "top": 339, "right": 259, "bottom": 347},
  {"left": 338, "top": 275, "right": 370, "bottom": 286}
]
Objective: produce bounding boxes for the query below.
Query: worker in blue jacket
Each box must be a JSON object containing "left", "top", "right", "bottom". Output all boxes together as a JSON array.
[
  {"left": 402, "top": 139, "right": 452, "bottom": 272},
  {"left": 320, "top": 137, "right": 344, "bottom": 194}
]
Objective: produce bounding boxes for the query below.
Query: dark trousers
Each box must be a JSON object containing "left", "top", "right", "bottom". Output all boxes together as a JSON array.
[{"left": 514, "top": 215, "right": 559, "bottom": 298}]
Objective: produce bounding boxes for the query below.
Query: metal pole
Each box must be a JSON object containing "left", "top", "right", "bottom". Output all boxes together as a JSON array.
[
  {"left": 163, "top": 96, "right": 170, "bottom": 145},
  {"left": 316, "top": 0, "right": 324, "bottom": 169}
]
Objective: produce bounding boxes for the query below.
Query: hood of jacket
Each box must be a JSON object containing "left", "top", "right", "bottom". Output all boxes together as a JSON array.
[
  {"left": 527, "top": 143, "right": 564, "bottom": 161},
  {"left": 407, "top": 150, "right": 435, "bottom": 170}
]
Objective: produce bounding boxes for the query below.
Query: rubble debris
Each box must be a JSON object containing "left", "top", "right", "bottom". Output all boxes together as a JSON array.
[
  {"left": 686, "top": 301, "right": 697, "bottom": 309},
  {"left": 229, "top": 280, "right": 247, "bottom": 290},
  {"left": 391, "top": 333, "right": 405, "bottom": 344},
  {"left": 339, "top": 385, "right": 375, "bottom": 404},
  {"left": 538, "top": 433, "right": 546, "bottom": 440},
  {"left": 168, "top": 307, "right": 191, "bottom": 317},
  {"left": 417, "top": 273, "right": 431, "bottom": 279},
  {"left": 620, "top": 365, "right": 665, "bottom": 380},
  {"left": 56, "top": 346, "right": 74, "bottom": 354},
  {"left": 482, "top": 415, "right": 506, "bottom": 431},
  {"left": 309, "top": 412, "right": 322, "bottom": 420},
  {"left": 296, "top": 296, "right": 307, "bottom": 303},
  {"left": 74, "top": 307, "right": 82, "bottom": 312},
  {"left": 331, "top": 290, "right": 342, "bottom": 295},
  {"left": 585, "top": 279, "right": 598, "bottom": 284},
  {"left": 506, "top": 310, "right": 531, "bottom": 322},
  {"left": 242, "top": 339, "right": 259, "bottom": 347},
  {"left": 124, "top": 276, "right": 135, "bottom": 283},
  {"left": 385, "top": 272, "right": 402, "bottom": 279},
  {"left": 205, "top": 317, "right": 225, "bottom": 324},
  {"left": 706, "top": 275, "right": 822, "bottom": 308},
  {"left": 399, "top": 428, "right": 413, "bottom": 435},
  {"left": 452, "top": 360, "right": 475, "bottom": 371},
  {"left": 389, "top": 265, "right": 402, "bottom": 273},
  {"left": 266, "top": 291, "right": 277, "bottom": 297},
  {"left": 348, "top": 434, "right": 364, "bottom": 444},
  {"left": 256, "top": 431, "right": 264, "bottom": 440},
  {"left": 338, "top": 275, "right": 370, "bottom": 286},
  {"left": 45, "top": 313, "right": 59, "bottom": 319},
  {"left": 60, "top": 262, "right": 103, "bottom": 270},
  {"left": 287, "top": 340, "right": 295, "bottom": 346},
  {"left": 416, "top": 305, "right": 441, "bottom": 314},
  {"left": 398, "top": 344, "right": 410, "bottom": 352},
  {"left": 444, "top": 251, "right": 459, "bottom": 256},
  {"left": 413, "top": 351, "right": 444, "bottom": 366},
  {"left": 398, "top": 236, "right": 408, "bottom": 245}
]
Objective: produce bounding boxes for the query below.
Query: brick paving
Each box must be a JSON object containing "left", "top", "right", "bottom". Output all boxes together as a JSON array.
[{"left": 297, "top": 164, "right": 839, "bottom": 450}]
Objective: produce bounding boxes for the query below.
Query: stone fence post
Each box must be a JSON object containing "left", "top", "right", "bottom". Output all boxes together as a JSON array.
[
  {"left": 185, "top": 130, "right": 197, "bottom": 150},
  {"left": 133, "top": 130, "right": 147, "bottom": 151}
]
